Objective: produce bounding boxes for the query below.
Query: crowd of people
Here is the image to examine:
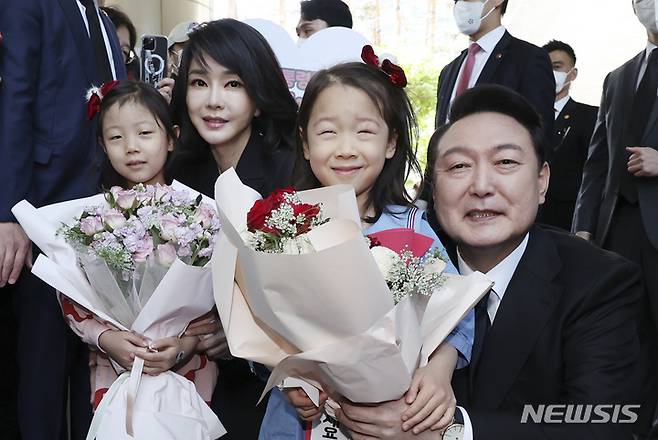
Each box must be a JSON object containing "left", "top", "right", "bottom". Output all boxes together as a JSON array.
[{"left": 0, "top": 0, "right": 656, "bottom": 439}]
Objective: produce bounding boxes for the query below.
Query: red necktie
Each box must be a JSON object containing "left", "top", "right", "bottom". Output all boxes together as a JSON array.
[{"left": 456, "top": 43, "right": 482, "bottom": 97}]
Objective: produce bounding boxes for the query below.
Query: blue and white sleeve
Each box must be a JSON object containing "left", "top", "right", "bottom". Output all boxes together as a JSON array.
[{"left": 419, "top": 215, "right": 474, "bottom": 369}]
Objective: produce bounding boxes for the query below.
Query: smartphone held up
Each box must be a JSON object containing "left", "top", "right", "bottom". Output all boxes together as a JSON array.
[{"left": 140, "top": 35, "right": 168, "bottom": 87}]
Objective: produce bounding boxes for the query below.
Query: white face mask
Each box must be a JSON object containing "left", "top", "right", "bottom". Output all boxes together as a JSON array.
[
  {"left": 635, "top": 0, "right": 658, "bottom": 34},
  {"left": 553, "top": 68, "right": 574, "bottom": 94},
  {"left": 453, "top": 0, "right": 496, "bottom": 36}
]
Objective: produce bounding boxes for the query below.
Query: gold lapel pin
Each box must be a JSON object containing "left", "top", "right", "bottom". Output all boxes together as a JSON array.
[{"left": 564, "top": 114, "right": 571, "bottom": 120}]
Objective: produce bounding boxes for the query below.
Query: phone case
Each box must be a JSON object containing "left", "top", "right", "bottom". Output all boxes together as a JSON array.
[{"left": 140, "top": 35, "right": 168, "bottom": 86}]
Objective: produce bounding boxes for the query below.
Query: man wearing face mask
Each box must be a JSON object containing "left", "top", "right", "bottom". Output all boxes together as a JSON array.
[
  {"left": 574, "top": 1, "right": 658, "bottom": 438},
  {"left": 434, "top": 0, "right": 554, "bottom": 136},
  {"left": 424, "top": 0, "right": 554, "bottom": 225},
  {"left": 538, "top": 40, "right": 598, "bottom": 232}
]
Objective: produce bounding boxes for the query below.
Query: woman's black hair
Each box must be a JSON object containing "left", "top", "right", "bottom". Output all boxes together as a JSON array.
[
  {"left": 294, "top": 62, "right": 421, "bottom": 223},
  {"left": 171, "top": 19, "right": 298, "bottom": 158},
  {"left": 97, "top": 80, "right": 178, "bottom": 188}
]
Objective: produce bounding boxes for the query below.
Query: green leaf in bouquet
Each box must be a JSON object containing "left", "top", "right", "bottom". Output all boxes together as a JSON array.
[
  {"left": 104, "top": 190, "right": 117, "bottom": 208},
  {"left": 149, "top": 226, "right": 164, "bottom": 246},
  {"left": 57, "top": 223, "right": 93, "bottom": 247}
]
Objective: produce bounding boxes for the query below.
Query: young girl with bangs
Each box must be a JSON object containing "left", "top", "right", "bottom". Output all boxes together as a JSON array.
[
  {"left": 60, "top": 80, "right": 219, "bottom": 414},
  {"left": 259, "top": 59, "right": 475, "bottom": 439}
]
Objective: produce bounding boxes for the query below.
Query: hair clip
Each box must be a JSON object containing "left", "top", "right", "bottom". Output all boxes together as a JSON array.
[
  {"left": 361, "top": 45, "right": 407, "bottom": 88},
  {"left": 85, "top": 80, "right": 120, "bottom": 120}
]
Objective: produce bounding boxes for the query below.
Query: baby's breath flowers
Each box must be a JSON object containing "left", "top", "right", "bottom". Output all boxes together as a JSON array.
[{"left": 368, "top": 237, "right": 447, "bottom": 304}]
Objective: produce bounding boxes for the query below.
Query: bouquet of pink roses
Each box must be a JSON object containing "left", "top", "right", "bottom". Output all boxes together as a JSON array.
[
  {"left": 12, "top": 182, "right": 225, "bottom": 440},
  {"left": 57, "top": 183, "right": 220, "bottom": 327}
]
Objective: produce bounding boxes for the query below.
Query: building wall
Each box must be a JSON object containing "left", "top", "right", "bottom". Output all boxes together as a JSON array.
[{"left": 105, "top": 0, "right": 211, "bottom": 40}]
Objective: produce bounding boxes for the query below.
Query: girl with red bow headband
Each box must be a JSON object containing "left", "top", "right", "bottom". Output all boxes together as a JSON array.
[
  {"left": 73, "top": 80, "right": 219, "bottom": 413},
  {"left": 259, "top": 54, "right": 473, "bottom": 440}
]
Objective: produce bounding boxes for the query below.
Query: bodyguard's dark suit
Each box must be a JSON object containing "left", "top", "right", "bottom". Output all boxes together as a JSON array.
[
  {"left": 451, "top": 227, "right": 645, "bottom": 440},
  {"left": 573, "top": 50, "right": 658, "bottom": 436},
  {"left": 539, "top": 99, "right": 598, "bottom": 231},
  {"left": 0, "top": 1, "right": 125, "bottom": 438},
  {"left": 573, "top": 50, "right": 658, "bottom": 250},
  {"left": 434, "top": 31, "right": 555, "bottom": 138}
]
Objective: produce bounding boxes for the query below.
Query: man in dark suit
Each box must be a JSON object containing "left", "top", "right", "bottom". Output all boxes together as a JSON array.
[
  {"left": 423, "top": 0, "right": 554, "bottom": 228},
  {"left": 538, "top": 40, "right": 598, "bottom": 231},
  {"left": 434, "top": 0, "right": 554, "bottom": 135},
  {"left": 573, "top": 2, "right": 658, "bottom": 436},
  {"left": 0, "top": 1, "right": 125, "bottom": 438},
  {"left": 337, "top": 86, "right": 647, "bottom": 440}
]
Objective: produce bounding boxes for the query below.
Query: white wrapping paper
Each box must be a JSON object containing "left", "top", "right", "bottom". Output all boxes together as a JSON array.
[
  {"left": 11, "top": 181, "right": 225, "bottom": 440},
  {"left": 212, "top": 169, "right": 492, "bottom": 404}
]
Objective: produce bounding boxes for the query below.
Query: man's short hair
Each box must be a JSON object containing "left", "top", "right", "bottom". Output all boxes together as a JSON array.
[
  {"left": 452, "top": 0, "right": 508, "bottom": 15},
  {"left": 300, "top": 0, "right": 353, "bottom": 28},
  {"left": 439, "top": 85, "right": 548, "bottom": 166},
  {"left": 542, "top": 39, "right": 577, "bottom": 66}
]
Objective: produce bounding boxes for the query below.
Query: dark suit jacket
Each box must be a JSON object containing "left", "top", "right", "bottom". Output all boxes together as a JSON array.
[
  {"left": 451, "top": 226, "right": 644, "bottom": 440},
  {"left": 434, "top": 30, "right": 555, "bottom": 139},
  {"left": 0, "top": 0, "right": 126, "bottom": 221},
  {"left": 539, "top": 99, "right": 598, "bottom": 231},
  {"left": 573, "top": 50, "right": 658, "bottom": 249},
  {"left": 169, "top": 130, "right": 294, "bottom": 198}
]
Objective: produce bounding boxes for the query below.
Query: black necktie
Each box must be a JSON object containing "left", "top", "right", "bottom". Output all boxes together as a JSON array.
[
  {"left": 467, "top": 289, "right": 492, "bottom": 397},
  {"left": 470, "top": 291, "right": 491, "bottom": 370},
  {"left": 80, "top": 0, "right": 113, "bottom": 84},
  {"left": 620, "top": 49, "right": 658, "bottom": 203}
]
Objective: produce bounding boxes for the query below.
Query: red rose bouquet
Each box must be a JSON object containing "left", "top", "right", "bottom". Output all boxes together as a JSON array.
[
  {"left": 212, "top": 168, "right": 492, "bottom": 405},
  {"left": 242, "top": 188, "right": 326, "bottom": 254}
]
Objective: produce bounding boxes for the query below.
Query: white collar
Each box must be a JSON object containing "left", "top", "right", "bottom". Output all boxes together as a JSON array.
[
  {"left": 472, "top": 25, "right": 506, "bottom": 54},
  {"left": 646, "top": 41, "right": 658, "bottom": 60},
  {"left": 554, "top": 95, "right": 571, "bottom": 116},
  {"left": 457, "top": 233, "right": 529, "bottom": 300}
]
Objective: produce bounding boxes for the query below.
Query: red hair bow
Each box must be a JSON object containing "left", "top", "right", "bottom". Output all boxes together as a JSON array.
[
  {"left": 86, "top": 80, "right": 120, "bottom": 120},
  {"left": 360, "top": 45, "right": 407, "bottom": 88}
]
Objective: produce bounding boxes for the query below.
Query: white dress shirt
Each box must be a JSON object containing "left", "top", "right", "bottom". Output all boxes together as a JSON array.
[
  {"left": 450, "top": 25, "right": 507, "bottom": 107},
  {"left": 76, "top": 0, "right": 117, "bottom": 80},
  {"left": 457, "top": 233, "right": 528, "bottom": 323},
  {"left": 455, "top": 233, "right": 530, "bottom": 440},
  {"left": 637, "top": 41, "right": 658, "bottom": 92},
  {"left": 554, "top": 95, "right": 570, "bottom": 120}
]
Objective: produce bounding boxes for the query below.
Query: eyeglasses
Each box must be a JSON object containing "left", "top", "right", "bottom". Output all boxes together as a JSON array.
[{"left": 122, "top": 48, "right": 138, "bottom": 65}]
